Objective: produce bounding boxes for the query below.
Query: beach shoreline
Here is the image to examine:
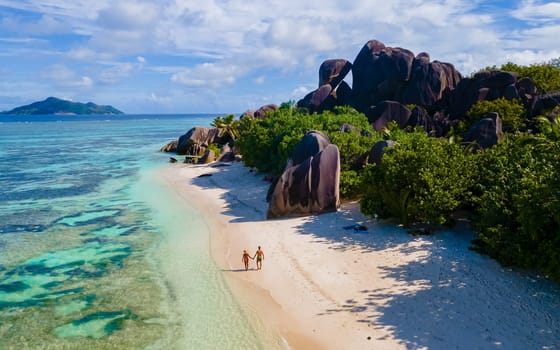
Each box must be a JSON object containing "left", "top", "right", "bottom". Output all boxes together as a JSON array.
[{"left": 159, "top": 161, "right": 560, "bottom": 350}]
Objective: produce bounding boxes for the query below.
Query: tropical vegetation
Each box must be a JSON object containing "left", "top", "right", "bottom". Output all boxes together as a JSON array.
[{"left": 228, "top": 59, "right": 560, "bottom": 283}]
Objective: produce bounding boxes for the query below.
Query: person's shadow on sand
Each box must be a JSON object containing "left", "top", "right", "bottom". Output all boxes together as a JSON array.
[{"left": 221, "top": 268, "right": 258, "bottom": 272}]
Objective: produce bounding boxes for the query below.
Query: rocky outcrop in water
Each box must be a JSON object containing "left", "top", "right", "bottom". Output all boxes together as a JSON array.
[
  {"left": 160, "top": 140, "right": 178, "bottom": 152},
  {"left": 176, "top": 127, "right": 223, "bottom": 155}
]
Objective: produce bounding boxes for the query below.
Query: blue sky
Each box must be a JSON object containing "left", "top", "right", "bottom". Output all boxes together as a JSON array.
[{"left": 0, "top": 0, "right": 559, "bottom": 114}]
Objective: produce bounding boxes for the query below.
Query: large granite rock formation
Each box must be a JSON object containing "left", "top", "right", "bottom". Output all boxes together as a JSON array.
[
  {"left": 241, "top": 104, "right": 279, "bottom": 120},
  {"left": 351, "top": 40, "right": 461, "bottom": 112},
  {"left": 353, "top": 44, "right": 415, "bottom": 110},
  {"left": 297, "top": 84, "right": 336, "bottom": 113},
  {"left": 530, "top": 93, "right": 560, "bottom": 119},
  {"left": 319, "top": 59, "right": 352, "bottom": 88},
  {"left": 297, "top": 59, "right": 353, "bottom": 112},
  {"left": 295, "top": 38, "right": 464, "bottom": 136},
  {"left": 267, "top": 130, "right": 340, "bottom": 218},
  {"left": 398, "top": 53, "right": 461, "bottom": 107},
  {"left": 292, "top": 39, "right": 548, "bottom": 146},
  {"left": 160, "top": 140, "right": 178, "bottom": 152},
  {"left": 366, "top": 100, "right": 411, "bottom": 131},
  {"left": 447, "top": 70, "right": 522, "bottom": 119},
  {"left": 177, "top": 127, "right": 223, "bottom": 155}
]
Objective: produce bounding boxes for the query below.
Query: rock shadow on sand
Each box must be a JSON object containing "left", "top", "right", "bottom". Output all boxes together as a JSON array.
[
  {"left": 191, "top": 164, "right": 271, "bottom": 223},
  {"left": 298, "top": 212, "right": 560, "bottom": 350},
  {"left": 189, "top": 163, "right": 560, "bottom": 349}
]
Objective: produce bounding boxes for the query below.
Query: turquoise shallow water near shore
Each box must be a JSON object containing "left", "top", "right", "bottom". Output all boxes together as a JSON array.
[{"left": 0, "top": 115, "right": 269, "bottom": 349}]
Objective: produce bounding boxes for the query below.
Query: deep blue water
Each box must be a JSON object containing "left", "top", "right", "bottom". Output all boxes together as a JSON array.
[{"left": 0, "top": 114, "right": 270, "bottom": 349}]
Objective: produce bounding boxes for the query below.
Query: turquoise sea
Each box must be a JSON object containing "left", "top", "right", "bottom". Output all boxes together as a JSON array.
[{"left": 0, "top": 115, "right": 272, "bottom": 349}]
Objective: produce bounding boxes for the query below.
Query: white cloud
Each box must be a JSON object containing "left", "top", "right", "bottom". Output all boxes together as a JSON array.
[
  {"left": 511, "top": 0, "right": 560, "bottom": 22},
  {"left": 0, "top": 15, "right": 67, "bottom": 35},
  {"left": 0, "top": 37, "right": 45, "bottom": 44},
  {"left": 265, "top": 17, "right": 336, "bottom": 52},
  {"left": 98, "top": 63, "right": 136, "bottom": 84},
  {"left": 80, "top": 76, "right": 94, "bottom": 88},
  {"left": 171, "top": 62, "right": 244, "bottom": 88},
  {"left": 41, "top": 64, "right": 94, "bottom": 88},
  {"left": 292, "top": 86, "right": 310, "bottom": 97},
  {"left": 1, "top": 0, "right": 560, "bottom": 112},
  {"left": 96, "top": 2, "right": 160, "bottom": 30},
  {"left": 0, "top": 0, "right": 107, "bottom": 19}
]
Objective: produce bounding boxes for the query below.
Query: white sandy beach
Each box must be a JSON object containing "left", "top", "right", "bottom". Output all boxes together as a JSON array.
[{"left": 160, "top": 161, "right": 560, "bottom": 350}]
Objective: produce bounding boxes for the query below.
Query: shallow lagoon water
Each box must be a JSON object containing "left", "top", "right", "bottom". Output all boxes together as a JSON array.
[{"left": 0, "top": 115, "right": 272, "bottom": 349}]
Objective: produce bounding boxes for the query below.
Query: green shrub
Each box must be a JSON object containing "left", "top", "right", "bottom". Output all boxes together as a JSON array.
[
  {"left": 471, "top": 135, "right": 560, "bottom": 283},
  {"left": 495, "top": 60, "right": 560, "bottom": 94},
  {"left": 360, "top": 128, "right": 475, "bottom": 226},
  {"left": 207, "top": 143, "right": 221, "bottom": 157},
  {"left": 465, "top": 97, "right": 526, "bottom": 133}
]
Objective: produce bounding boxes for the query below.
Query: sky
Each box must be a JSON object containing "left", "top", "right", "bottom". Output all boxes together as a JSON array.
[{"left": 0, "top": 0, "right": 559, "bottom": 114}]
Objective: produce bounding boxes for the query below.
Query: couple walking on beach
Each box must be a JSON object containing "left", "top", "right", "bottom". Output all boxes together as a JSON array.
[{"left": 242, "top": 246, "right": 264, "bottom": 271}]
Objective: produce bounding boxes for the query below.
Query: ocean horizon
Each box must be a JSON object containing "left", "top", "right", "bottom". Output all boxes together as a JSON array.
[
  {"left": 0, "top": 113, "right": 228, "bottom": 122},
  {"left": 0, "top": 114, "right": 271, "bottom": 349}
]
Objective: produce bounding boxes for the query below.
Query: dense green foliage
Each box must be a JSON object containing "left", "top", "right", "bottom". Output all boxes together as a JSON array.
[
  {"left": 487, "top": 60, "right": 560, "bottom": 93},
  {"left": 360, "top": 125, "right": 475, "bottom": 226},
  {"left": 471, "top": 135, "right": 560, "bottom": 282},
  {"left": 235, "top": 106, "right": 378, "bottom": 197},
  {"left": 465, "top": 97, "right": 525, "bottom": 133},
  {"left": 535, "top": 114, "right": 560, "bottom": 140},
  {"left": 231, "top": 59, "right": 560, "bottom": 283}
]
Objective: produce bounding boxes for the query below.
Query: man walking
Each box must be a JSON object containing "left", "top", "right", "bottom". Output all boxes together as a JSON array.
[{"left": 253, "top": 246, "right": 264, "bottom": 270}]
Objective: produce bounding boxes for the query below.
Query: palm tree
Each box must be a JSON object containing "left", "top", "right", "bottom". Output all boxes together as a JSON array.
[{"left": 211, "top": 114, "right": 239, "bottom": 141}]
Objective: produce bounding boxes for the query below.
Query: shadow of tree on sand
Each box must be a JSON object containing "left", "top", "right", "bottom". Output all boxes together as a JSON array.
[
  {"left": 295, "top": 213, "right": 560, "bottom": 350},
  {"left": 191, "top": 164, "right": 272, "bottom": 223},
  {"left": 190, "top": 164, "right": 560, "bottom": 350}
]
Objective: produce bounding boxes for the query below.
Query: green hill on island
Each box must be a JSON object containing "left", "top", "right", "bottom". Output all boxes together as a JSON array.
[{"left": 1, "top": 97, "right": 124, "bottom": 115}]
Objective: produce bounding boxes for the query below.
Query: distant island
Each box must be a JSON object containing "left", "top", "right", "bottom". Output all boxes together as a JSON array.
[{"left": 1, "top": 97, "right": 124, "bottom": 115}]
